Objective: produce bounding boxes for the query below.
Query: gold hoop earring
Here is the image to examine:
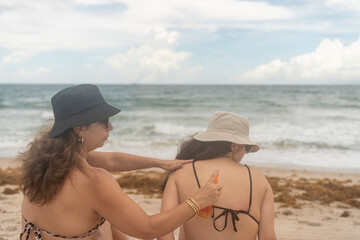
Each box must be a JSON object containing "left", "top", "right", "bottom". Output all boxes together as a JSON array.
[{"left": 79, "top": 136, "right": 84, "bottom": 143}]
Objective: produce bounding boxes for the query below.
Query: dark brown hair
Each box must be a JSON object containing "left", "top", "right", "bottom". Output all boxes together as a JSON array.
[
  {"left": 176, "top": 137, "right": 231, "bottom": 161},
  {"left": 162, "top": 135, "right": 231, "bottom": 190},
  {"left": 18, "top": 125, "right": 85, "bottom": 205}
]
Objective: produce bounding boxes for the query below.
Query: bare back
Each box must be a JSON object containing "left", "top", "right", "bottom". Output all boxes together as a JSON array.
[
  {"left": 21, "top": 166, "right": 113, "bottom": 240},
  {"left": 162, "top": 157, "right": 273, "bottom": 240}
]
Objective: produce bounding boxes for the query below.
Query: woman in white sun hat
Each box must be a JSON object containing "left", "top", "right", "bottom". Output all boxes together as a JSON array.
[{"left": 159, "top": 111, "right": 276, "bottom": 240}]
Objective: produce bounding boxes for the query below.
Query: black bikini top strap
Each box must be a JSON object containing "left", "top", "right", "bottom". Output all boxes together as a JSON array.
[
  {"left": 247, "top": 212, "right": 260, "bottom": 225},
  {"left": 192, "top": 161, "right": 201, "bottom": 188},
  {"left": 193, "top": 162, "right": 253, "bottom": 212},
  {"left": 211, "top": 206, "right": 240, "bottom": 232},
  {"left": 211, "top": 207, "right": 229, "bottom": 232},
  {"left": 244, "top": 164, "right": 253, "bottom": 212}
]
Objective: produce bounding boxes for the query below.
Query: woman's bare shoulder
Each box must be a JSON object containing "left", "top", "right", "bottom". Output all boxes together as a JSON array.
[
  {"left": 79, "top": 167, "right": 125, "bottom": 205},
  {"left": 73, "top": 166, "right": 118, "bottom": 193},
  {"left": 246, "top": 165, "right": 269, "bottom": 182},
  {"left": 89, "top": 167, "right": 117, "bottom": 184},
  {"left": 169, "top": 162, "right": 193, "bottom": 181}
]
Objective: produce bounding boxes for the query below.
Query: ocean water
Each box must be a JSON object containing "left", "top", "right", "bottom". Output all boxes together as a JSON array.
[{"left": 0, "top": 84, "right": 359, "bottom": 172}]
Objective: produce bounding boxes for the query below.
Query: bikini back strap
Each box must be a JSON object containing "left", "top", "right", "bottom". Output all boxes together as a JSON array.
[
  {"left": 244, "top": 164, "right": 253, "bottom": 212},
  {"left": 211, "top": 206, "right": 259, "bottom": 232},
  {"left": 192, "top": 160, "right": 201, "bottom": 188},
  {"left": 20, "top": 216, "right": 106, "bottom": 239},
  {"left": 192, "top": 163, "right": 259, "bottom": 232},
  {"left": 211, "top": 206, "right": 240, "bottom": 232},
  {"left": 193, "top": 162, "right": 253, "bottom": 212}
]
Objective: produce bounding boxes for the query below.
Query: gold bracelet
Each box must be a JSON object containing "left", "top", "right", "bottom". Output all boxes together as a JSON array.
[
  {"left": 185, "top": 200, "right": 197, "bottom": 213},
  {"left": 186, "top": 199, "right": 199, "bottom": 213},
  {"left": 191, "top": 199, "right": 201, "bottom": 212},
  {"left": 185, "top": 199, "right": 199, "bottom": 214},
  {"left": 189, "top": 198, "right": 201, "bottom": 212}
]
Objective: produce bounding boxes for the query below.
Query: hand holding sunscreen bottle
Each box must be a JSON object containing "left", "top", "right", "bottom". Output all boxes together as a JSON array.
[{"left": 197, "top": 171, "right": 219, "bottom": 218}]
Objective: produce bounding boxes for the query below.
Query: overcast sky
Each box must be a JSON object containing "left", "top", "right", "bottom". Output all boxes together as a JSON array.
[{"left": 0, "top": 0, "right": 359, "bottom": 84}]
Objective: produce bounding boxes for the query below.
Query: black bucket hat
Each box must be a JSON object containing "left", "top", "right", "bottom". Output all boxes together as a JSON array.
[{"left": 49, "top": 84, "right": 121, "bottom": 138}]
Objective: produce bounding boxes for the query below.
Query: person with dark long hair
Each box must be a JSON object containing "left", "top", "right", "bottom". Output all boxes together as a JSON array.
[
  {"left": 159, "top": 111, "right": 276, "bottom": 240},
  {"left": 19, "top": 84, "right": 222, "bottom": 240}
]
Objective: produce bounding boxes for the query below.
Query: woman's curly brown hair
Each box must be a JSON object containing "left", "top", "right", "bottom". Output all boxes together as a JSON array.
[{"left": 17, "top": 124, "right": 86, "bottom": 205}]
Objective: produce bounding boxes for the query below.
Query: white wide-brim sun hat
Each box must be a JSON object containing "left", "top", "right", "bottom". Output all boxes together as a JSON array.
[{"left": 194, "top": 111, "right": 260, "bottom": 153}]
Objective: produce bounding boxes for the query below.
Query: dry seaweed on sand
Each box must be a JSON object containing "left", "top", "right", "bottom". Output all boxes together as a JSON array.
[
  {"left": 267, "top": 176, "right": 360, "bottom": 209},
  {"left": 1, "top": 166, "right": 359, "bottom": 209},
  {"left": 0, "top": 167, "right": 19, "bottom": 186},
  {"left": 115, "top": 171, "right": 168, "bottom": 198},
  {"left": 115, "top": 171, "right": 360, "bottom": 209},
  {"left": 2, "top": 187, "right": 19, "bottom": 195}
]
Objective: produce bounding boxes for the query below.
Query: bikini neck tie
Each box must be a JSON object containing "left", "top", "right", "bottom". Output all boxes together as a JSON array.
[{"left": 20, "top": 222, "right": 43, "bottom": 240}]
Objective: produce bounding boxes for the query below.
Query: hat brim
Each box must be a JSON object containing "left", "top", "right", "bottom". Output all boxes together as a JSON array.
[
  {"left": 49, "top": 103, "right": 121, "bottom": 138},
  {"left": 194, "top": 130, "right": 260, "bottom": 153}
]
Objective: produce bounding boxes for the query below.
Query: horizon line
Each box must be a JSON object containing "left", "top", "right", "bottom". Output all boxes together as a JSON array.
[{"left": 0, "top": 83, "right": 359, "bottom": 86}]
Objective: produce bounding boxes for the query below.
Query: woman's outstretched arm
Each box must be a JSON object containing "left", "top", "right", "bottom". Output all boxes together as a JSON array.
[
  {"left": 91, "top": 168, "right": 221, "bottom": 239},
  {"left": 87, "top": 151, "right": 192, "bottom": 172}
]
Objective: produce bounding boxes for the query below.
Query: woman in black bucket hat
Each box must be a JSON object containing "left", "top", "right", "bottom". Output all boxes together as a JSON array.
[{"left": 18, "top": 84, "right": 222, "bottom": 240}]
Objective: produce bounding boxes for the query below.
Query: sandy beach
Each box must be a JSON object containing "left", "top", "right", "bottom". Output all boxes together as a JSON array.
[{"left": 1, "top": 157, "right": 360, "bottom": 240}]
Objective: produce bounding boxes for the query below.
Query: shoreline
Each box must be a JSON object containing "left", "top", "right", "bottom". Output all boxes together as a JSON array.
[
  {"left": 2, "top": 156, "right": 360, "bottom": 174},
  {"left": 243, "top": 159, "right": 360, "bottom": 174}
]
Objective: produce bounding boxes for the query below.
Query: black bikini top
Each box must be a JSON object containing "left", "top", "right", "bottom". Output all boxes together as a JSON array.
[
  {"left": 192, "top": 161, "right": 259, "bottom": 232},
  {"left": 20, "top": 216, "right": 106, "bottom": 240}
]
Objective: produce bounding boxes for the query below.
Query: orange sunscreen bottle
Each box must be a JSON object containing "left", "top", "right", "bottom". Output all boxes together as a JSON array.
[{"left": 197, "top": 171, "right": 219, "bottom": 218}]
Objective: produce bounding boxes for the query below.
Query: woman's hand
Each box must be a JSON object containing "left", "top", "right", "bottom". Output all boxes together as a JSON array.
[
  {"left": 192, "top": 170, "right": 222, "bottom": 209},
  {"left": 159, "top": 159, "right": 193, "bottom": 171}
]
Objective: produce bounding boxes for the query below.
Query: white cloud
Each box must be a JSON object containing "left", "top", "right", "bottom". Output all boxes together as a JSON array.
[
  {"left": 122, "top": 0, "right": 293, "bottom": 23},
  {"left": 150, "top": 27, "right": 180, "bottom": 46},
  {"left": 85, "top": 63, "right": 95, "bottom": 69},
  {"left": 1, "top": 0, "right": 358, "bottom": 84},
  {"left": 0, "top": 0, "right": 294, "bottom": 63},
  {"left": 2, "top": 51, "right": 37, "bottom": 63},
  {"left": 72, "top": 0, "right": 121, "bottom": 6},
  {"left": 106, "top": 46, "right": 192, "bottom": 83},
  {"left": 325, "top": 0, "right": 360, "bottom": 12},
  {"left": 105, "top": 27, "right": 198, "bottom": 83},
  {"left": 17, "top": 66, "right": 50, "bottom": 77},
  {"left": 235, "top": 37, "right": 360, "bottom": 84}
]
